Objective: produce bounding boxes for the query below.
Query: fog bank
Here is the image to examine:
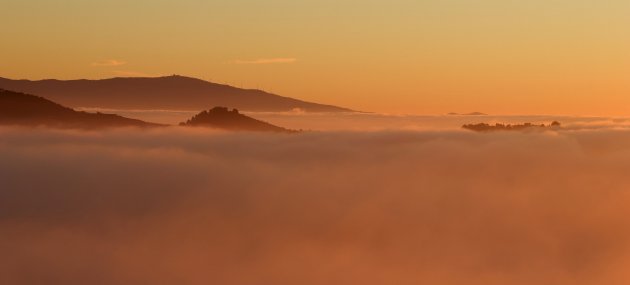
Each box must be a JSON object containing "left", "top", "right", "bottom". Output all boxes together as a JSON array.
[{"left": 2, "top": 127, "right": 630, "bottom": 284}]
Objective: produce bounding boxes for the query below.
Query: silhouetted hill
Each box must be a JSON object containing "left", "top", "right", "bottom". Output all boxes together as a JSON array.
[
  {"left": 0, "top": 89, "right": 162, "bottom": 129},
  {"left": 180, "top": 107, "right": 297, "bottom": 133},
  {"left": 0, "top": 75, "right": 353, "bottom": 112},
  {"left": 463, "top": 121, "right": 561, "bottom": 132}
]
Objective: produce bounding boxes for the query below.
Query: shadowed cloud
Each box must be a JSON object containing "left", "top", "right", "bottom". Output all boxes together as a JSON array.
[{"left": 2, "top": 127, "right": 630, "bottom": 284}]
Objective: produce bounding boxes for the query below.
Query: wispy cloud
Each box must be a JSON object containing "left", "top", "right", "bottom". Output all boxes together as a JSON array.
[
  {"left": 112, "top": 70, "right": 155, "bottom": 77},
  {"left": 91, "top": 59, "right": 127, "bottom": 67},
  {"left": 233, "top": 58, "right": 297, "bottom": 65}
]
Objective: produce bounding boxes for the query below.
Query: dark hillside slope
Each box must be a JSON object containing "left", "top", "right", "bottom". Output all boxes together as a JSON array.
[
  {"left": 0, "top": 89, "right": 162, "bottom": 129},
  {"left": 180, "top": 107, "right": 297, "bottom": 133},
  {"left": 0, "top": 75, "right": 352, "bottom": 112}
]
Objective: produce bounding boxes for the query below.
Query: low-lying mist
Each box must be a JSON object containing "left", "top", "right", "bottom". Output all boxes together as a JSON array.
[
  {"left": 77, "top": 107, "right": 630, "bottom": 131},
  {"left": 2, "top": 126, "right": 630, "bottom": 284}
]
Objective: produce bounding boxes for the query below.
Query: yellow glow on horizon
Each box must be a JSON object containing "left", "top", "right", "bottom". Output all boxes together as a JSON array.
[{"left": 1, "top": 0, "right": 629, "bottom": 115}]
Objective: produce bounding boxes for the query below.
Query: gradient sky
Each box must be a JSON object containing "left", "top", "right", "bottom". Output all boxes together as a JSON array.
[{"left": 1, "top": 0, "right": 629, "bottom": 115}]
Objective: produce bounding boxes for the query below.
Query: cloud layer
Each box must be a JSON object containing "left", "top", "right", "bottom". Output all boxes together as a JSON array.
[
  {"left": 233, "top": 58, "right": 297, "bottom": 64},
  {"left": 91, "top": 59, "right": 127, "bottom": 67},
  {"left": 2, "top": 127, "right": 630, "bottom": 284},
  {"left": 112, "top": 70, "right": 155, "bottom": 77}
]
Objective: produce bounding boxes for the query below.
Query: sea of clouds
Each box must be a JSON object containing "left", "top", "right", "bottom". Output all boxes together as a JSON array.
[
  {"left": 2, "top": 123, "right": 630, "bottom": 284},
  {"left": 75, "top": 107, "right": 630, "bottom": 130}
]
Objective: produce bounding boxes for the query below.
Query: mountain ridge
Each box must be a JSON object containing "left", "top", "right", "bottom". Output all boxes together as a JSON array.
[
  {"left": 0, "top": 89, "right": 163, "bottom": 129},
  {"left": 0, "top": 75, "right": 353, "bottom": 113}
]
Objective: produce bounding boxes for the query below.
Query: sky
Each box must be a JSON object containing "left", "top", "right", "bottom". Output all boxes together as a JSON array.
[{"left": 1, "top": 0, "right": 629, "bottom": 115}]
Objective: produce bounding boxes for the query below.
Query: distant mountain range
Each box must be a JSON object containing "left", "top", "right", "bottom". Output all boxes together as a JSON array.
[
  {"left": 0, "top": 89, "right": 161, "bottom": 129},
  {"left": 180, "top": 107, "right": 297, "bottom": 133},
  {"left": 0, "top": 75, "right": 352, "bottom": 113}
]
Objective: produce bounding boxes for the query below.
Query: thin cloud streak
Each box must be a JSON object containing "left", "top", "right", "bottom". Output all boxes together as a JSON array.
[
  {"left": 91, "top": 59, "right": 127, "bottom": 67},
  {"left": 233, "top": 58, "right": 297, "bottom": 65},
  {"left": 112, "top": 70, "right": 155, "bottom": 77}
]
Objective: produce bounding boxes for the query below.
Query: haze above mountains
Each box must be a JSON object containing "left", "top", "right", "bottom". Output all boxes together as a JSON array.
[
  {"left": 0, "top": 76, "right": 503, "bottom": 132},
  {"left": 0, "top": 89, "right": 293, "bottom": 131},
  {"left": 0, "top": 75, "right": 352, "bottom": 113}
]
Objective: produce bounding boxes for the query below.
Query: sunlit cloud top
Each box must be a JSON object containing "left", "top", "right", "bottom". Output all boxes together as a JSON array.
[
  {"left": 233, "top": 58, "right": 297, "bottom": 65},
  {"left": 91, "top": 59, "right": 127, "bottom": 67}
]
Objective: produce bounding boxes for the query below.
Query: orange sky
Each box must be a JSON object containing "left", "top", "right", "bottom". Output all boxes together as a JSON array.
[{"left": 1, "top": 0, "right": 629, "bottom": 115}]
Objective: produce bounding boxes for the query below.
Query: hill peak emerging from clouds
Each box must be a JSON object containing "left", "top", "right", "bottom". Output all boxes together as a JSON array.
[
  {"left": 0, "top": 89, "right": 161, "bottom": 129},
  {"left": 180, "top": 107, "right": 297, "bottom": 133},
  {"left": 0, "top": 75, "right": 353, "bottom": 113}
]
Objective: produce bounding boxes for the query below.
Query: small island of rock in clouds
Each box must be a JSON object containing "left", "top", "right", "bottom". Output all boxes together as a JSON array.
[
  {"left": 180, "top": 107, "right": 298, "bottom": 133},
  {"left": 463, "top": 121, "right": 562, "bottom": 132}
]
